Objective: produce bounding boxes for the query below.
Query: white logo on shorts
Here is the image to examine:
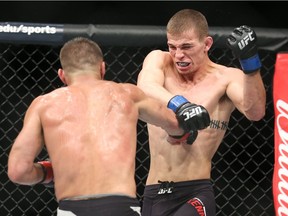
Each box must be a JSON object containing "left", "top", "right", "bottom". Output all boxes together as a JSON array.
[{"left": 130, "top": 206, "right": 141, "bottom": 215}]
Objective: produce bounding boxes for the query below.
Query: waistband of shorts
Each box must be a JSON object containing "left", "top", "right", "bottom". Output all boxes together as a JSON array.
[
  {"left": 60, "top": 193, "right": 136, "bottom": 201},
  {"left": 58, "top": 194, "right": 140, "bottom": 210},
  {"left": 145, "top": 179, "right": 212, "bottom": 190}
]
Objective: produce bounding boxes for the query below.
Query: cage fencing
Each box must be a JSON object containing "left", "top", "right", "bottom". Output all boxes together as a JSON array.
[{"left": 1, "top": 23, "right": 286, "bottom": 215}]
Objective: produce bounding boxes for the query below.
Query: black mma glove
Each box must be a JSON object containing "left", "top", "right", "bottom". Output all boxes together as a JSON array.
[
  {"left": 226, "top": 25, "right": 262, "bottom": 74},
  {"left": 37, "top": 158, "right": 54, "bottom": 188},
  {"left": 167, "top": 95, "right": 210, "bottom": 145}
]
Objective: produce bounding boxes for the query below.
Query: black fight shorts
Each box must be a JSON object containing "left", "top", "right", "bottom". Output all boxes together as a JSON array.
[
  {"left": 57, "top": 195, "right": 141, "bottom": 216},
  {"left": 141, "top": 179, "right": 215, "bottom": 216}
]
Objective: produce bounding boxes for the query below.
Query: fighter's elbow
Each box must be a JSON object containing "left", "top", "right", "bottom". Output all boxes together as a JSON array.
[
  {"left": 246, "top": 108, "right": 266, "bottom": 121},
  {"left": 7, "top": 162, "right": 29, "bottom": 184},
  {"left": 8, "top": 167, "right": 20, "bottom": 184}
]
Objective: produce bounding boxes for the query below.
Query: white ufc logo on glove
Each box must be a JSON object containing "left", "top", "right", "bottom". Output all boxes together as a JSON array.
[
  {"left": 238, "top": 32, "right": 255, "bottom": 50},
  {"left": 184, "top": 106, "right": 202, "bottom": 121}
]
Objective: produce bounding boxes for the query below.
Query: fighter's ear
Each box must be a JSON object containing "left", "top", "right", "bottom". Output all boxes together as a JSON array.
[
  {"left": 100, "top": 61, "right": 106, "bottom": 80},
  {"left": 58, "top": 68, "right": 67, "bottom": 84},
  {"left": 204, "top": 36, "right": 213, "bottom": 51}
]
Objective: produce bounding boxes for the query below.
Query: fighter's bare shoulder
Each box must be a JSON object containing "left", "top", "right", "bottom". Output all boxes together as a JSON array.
[
  {"left": 146, "top": 49, "right": 170, "bottom": 60},
  {"left": 119, "top": 82, "right": 145, "bottom": 99},
  {"left": 144, "top": 50, "right": 172, "bottom": 68}
]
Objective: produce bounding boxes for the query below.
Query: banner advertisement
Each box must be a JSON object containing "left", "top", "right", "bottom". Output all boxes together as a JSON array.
[{"left": 273, "top": 52, "right": 288, "bottom": 216}]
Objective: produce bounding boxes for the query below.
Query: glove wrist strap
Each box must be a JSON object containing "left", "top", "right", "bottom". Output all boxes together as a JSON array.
[
  {"left": 240, "top": 54, "right": 262, "bottom": 74},
  {"left": 167, "top": 95, "right": 189, "bottom": 113},
  {"left": 169, "top": 132, "right": 187, "bottom": 139},
  {"left": 37, "top": 161, "right": 53, "bottom": 184}
]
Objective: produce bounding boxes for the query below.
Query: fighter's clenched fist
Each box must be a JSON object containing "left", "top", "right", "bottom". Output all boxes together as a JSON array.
[
  {"left": 227, "top": 25, "right": 262, "bottom": 74},
  {"left": 167, "top": 95, "right": 210, "bottom": 144}
]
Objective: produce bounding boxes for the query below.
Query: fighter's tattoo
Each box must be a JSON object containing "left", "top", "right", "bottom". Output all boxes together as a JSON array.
[{"left": 209, "top": 119, "right": 228, "bottom": 130}]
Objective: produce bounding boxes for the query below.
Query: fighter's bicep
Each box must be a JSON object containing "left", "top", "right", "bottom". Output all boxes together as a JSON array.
[
  {"left": 13, "top": 98, "right": 44, "bottom": 158},
  {"left": 138, "top": 51, "right": 166, "bottom": 85}
]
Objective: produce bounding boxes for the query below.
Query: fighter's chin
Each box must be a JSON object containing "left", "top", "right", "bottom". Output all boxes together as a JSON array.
[{"left": 176, "top": 65, "right": 191, "bottom": 74}]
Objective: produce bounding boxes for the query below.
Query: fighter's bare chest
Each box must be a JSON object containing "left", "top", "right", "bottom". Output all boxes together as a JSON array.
[{"left": 165, "top": 79, "right": 224, "bottom": 103}]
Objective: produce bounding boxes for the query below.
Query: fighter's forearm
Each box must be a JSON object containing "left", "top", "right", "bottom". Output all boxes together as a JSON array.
[
  {"left": 243, "top": 71, "right": 266, "bottom": 120},
  {"left": 138, "top": 83, "right": 173, "bottom": 104},
  {"left": 227, "top": 26, "right": 266, "bottom": 121}
]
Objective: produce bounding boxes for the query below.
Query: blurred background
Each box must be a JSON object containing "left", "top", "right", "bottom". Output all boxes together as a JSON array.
[{"left": 0, "top": 1, "right": 287, "bottom": 28}]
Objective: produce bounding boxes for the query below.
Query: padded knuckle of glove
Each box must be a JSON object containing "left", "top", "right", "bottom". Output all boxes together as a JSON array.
[
  {"left": 179, "top": 104, "right": 210, "bottom": 130},
  {"left": 167, "top": 95, "right": 210, "bottom": 133},
  {"left": 226, "top": 25, "right": 261, "bottom": 74}
]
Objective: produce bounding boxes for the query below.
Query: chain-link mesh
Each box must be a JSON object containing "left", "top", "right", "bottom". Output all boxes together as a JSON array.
[{"left": 0, "top": 42, "right": 275, "bottom": 215}]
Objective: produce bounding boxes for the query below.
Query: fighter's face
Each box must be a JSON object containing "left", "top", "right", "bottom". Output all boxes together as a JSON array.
[{"left": 167, "top": 31, "right": 208, "bottom": 74}]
